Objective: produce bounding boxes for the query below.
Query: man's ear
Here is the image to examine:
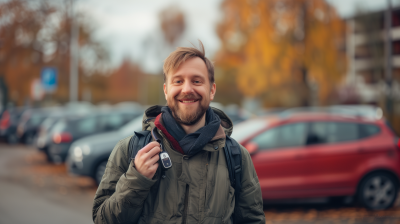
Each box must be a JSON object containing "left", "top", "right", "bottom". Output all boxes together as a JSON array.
[
  {"left": 210, "top": 83, "right": 216, "bottom": 101},
  {"left": 163, "top": 83, "right": 168, "bottom": 101}
]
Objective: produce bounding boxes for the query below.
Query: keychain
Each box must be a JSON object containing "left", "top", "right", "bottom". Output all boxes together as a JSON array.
[{"left": 151, "top": 127, "right": 172, "bottom": 170}]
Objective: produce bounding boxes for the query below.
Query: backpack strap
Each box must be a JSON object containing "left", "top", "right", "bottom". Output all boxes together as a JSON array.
[
  {"left": 128, "top": 131, "right": 152, "bottom": 163},
  {"left": 224, "top": 135, "right": 243, "bottom": 224}
]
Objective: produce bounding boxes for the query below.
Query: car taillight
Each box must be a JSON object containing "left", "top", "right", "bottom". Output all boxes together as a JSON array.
[
  {"left": 53, "top": 133, "right": 72, "bottom": 144},
  {"left": 396, "top": 138, "right": 400, "bottom": 150},
  {"left": 0, "top": 111, "right": 10, "bottom": 129}
]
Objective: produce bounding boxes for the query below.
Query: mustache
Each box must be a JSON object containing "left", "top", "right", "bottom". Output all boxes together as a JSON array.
[{"left": 175, "top": 93, "right": 201, "bottom": 101}]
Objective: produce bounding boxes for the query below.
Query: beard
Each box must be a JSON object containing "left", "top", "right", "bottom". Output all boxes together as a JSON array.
[{"left": 168, "top": 93, "right": 209, "bottom": 126}]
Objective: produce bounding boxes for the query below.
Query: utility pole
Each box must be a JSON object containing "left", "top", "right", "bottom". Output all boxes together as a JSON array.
[
  {"left": 385, "top": 0, "right": 393, "bottom": 122},
  {"left": 69, "top": 0, "right": 79, "bottom": 102}
]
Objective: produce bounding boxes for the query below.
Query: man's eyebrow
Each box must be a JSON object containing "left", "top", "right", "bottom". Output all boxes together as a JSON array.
[{"left": 170, "top": 74, "right": 206, "bottom": 79}]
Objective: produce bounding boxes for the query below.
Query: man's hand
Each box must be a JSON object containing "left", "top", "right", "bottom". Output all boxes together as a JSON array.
[{"left": 134, "top": 142, "right": 161, "bottom": 179}]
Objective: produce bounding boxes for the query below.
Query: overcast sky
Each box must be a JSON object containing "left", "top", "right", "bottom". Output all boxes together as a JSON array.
[{"left": 76, "top": 0, "right": 398, "bottom": 71}]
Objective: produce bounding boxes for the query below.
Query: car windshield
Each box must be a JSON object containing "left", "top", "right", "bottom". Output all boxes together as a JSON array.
[
  {"left": 120, "top": 116, "right": 144, "bottom": 135},
  {"left": 231, "top": 119, "right": 268, "bottom": 143},
  {"left": 28, "top": 113, "right": 47, "bottom": 126},
  {"left": 41, "top": 117, "right": 57, "bottom": 130},
  {"left": 51, "top": 116, "right": 97, "bottom": 136}
]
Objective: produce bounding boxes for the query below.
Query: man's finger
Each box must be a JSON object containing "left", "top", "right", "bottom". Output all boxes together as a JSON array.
[
  {"left": 137, "top": 142, "right": 160, "bottom": 156},
  {"left": 142, "top": 146, "right": 161, "bottom": 160},
  {"left": 149, "top": 162, "right": 159, "bottom": 171},
  {"left": 147, "top": 153, "right": 159, "bottom": 166}
]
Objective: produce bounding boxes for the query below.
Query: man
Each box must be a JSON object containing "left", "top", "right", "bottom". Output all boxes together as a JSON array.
[{"left": 92, "top": 41, "right": 265, "bottom": 224}]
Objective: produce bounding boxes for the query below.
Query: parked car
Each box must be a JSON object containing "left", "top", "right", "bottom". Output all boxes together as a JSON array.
[
  {"left": 17, "top": 108, "right": 61, "bottom": 144},
  {"left": 231, "top": 110, "right": 400, "bottom": 210},
  {"left": 36, "top": 111, "right": 83, "bottom": 161},
  {"left": 0, "top": 107, "right": 28, "bottom": 144},
  {"left": 48, "top": 109, "right": 142, "bottom": 163},
  {"left": 67, "top": 116, "right": 143, "bottom": 184}
]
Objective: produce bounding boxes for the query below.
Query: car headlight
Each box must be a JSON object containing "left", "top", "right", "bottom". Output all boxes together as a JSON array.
[{"left": 73, "top": 146, "right": 83, "bottom": 161}]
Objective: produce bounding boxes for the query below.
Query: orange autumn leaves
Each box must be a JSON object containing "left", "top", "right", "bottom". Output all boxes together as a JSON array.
[{"left": 216, "top": 0, "right": 347, "bottom": 105}]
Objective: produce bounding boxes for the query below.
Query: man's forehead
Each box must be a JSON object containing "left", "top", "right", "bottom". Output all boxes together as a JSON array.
[{"left": 167, "top": 57, "right": 208, "bottom": 77}]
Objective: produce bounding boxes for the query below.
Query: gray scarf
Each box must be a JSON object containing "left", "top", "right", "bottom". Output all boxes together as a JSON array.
[{"left": 161, "top": 106, "right": 221, "bottom": 156}]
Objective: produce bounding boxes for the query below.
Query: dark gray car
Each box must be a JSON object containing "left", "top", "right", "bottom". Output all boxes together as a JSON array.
[{"left": 67, "top": 116, "right": 143, "bottom": 184}]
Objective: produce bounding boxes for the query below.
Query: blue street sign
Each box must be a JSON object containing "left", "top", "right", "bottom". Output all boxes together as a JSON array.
[{"left": 41, "top": 67, "right": 57, "bottom": 92}]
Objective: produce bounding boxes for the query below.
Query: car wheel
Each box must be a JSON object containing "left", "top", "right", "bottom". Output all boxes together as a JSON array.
[
  {"left": 95, "top": 161, "right": 108, "bottom": 185},
  {"left": 25, "top": 133, "right": 34, "bottom": 145},
  {"left": 358, "top": 172, "right": 398, "bottom": 210},
  {"left": 7, "top": 134, "right": 18, "bottom": 144},
  {"left": 44, "top": 148, "right": 53, "bottom": 163}
]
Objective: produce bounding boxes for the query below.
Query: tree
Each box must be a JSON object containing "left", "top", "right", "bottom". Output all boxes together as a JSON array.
[
  {"left": 215, "top": 0, "right": 347, "bottom": 106},
  {"left": 0, "top": 0, "right": 109, "bottom": 106}
]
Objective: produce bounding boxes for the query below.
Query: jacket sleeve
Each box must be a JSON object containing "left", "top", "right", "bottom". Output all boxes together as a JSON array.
[
  {"left": 235, "top": 145, "right": 266, "bottom": 224},
  {"left": 92, "top": 137, "right": 158, "bottom": 224}
]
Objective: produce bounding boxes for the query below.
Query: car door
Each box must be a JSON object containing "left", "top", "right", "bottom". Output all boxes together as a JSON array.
[
  {"left": 303, "top": 121, "right": 362, "bottom": 196},
  {"left": 246, "top": 122, "right": 309, "bottom": 199}
]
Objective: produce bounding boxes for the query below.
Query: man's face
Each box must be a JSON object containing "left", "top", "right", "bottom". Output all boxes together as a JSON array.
[{"left": 164, "top": 57, "right": 216, "bottom": 126}]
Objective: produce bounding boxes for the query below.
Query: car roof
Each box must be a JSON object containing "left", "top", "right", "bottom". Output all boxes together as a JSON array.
[{"left": 259, "top": 112, "right": 384, "bottom": 125}]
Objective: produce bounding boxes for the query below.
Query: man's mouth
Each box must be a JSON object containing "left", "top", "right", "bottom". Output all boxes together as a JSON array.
[{"left": 178, "top": 99, "right": 199, "bottom": 103}]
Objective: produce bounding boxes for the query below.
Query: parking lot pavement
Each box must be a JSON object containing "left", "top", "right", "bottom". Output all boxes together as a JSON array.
[
  {"left": 263, "top": 201, "right": 400, "bottom": 224},
  {"left": 1, "top": 143, "right": 400, "bottom": 224},
  {"left": 0, "top": 143, "right": 96, "bottom": 224}
]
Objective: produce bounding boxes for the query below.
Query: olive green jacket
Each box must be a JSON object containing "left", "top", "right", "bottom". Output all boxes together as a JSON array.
[{"left": 92, "top": 106, "right": 265, "bottom": 224}]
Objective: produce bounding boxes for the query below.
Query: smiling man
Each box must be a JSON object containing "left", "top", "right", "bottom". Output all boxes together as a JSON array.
[{"left": 92, "top": 41, "right": 265, "bottom": 224}]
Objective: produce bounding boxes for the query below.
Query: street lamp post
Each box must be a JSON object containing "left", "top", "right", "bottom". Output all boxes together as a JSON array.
[{"left": 69, "top": 0, "right": 79, "bottom": 102}]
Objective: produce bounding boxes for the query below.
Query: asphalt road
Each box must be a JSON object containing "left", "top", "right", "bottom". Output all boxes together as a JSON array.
[{"left": 0, "top": 144, "right": 94, "bottom": 224}]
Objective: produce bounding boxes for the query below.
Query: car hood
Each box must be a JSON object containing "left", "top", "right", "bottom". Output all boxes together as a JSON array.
[{"left": 72, "top": 130, "right": 132, "bottom": 151}]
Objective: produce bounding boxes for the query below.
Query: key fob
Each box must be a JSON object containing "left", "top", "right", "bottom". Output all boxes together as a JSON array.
[
  {"left": 159, "top": 151, "right": 172, "bottom": 170},
  {"left": 151, "top": 127, "right": 172, "bottom": 170}
]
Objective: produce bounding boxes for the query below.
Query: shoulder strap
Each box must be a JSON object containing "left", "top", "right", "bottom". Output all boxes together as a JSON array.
[
  {"left": 128, "top": 131, "right": 152, "bottom": 163},
  {"left": 224, "top": 135, "right": 243, "bottom": 224}
]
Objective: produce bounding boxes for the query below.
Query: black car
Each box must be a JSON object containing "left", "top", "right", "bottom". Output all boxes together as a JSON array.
[
  {"left": 0, "top": 107, "right": 28, "bottom": 144},
  {"left": 17, "top": 108, "right": 61, "bottom": 144},
  {"left": 48, "top": 109, "right": 142, "bottom": 163},
  {"left": 36, "top": 111, "right": 83, "bottom": 161}
]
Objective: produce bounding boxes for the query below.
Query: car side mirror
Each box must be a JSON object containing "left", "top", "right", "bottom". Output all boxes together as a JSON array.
[{"left": 244, "top": 142, "right": 259, "bottom": 155}]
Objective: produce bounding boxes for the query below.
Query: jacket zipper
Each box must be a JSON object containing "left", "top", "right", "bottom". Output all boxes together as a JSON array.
[{"left": 183, "top": 184, "right": 189, "bottom": 224}]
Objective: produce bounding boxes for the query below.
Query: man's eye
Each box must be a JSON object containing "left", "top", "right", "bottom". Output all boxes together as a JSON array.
[
  {"left": 175, "top": 80, "right": 182, "bottom": 84},
  {"left": 194, "top": 80, "right": 201, "bottom": 84}
]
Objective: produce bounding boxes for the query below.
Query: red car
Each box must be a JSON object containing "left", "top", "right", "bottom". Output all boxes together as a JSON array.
[{"left": 232, "top": 111, "right": 400, "bottom": 210}]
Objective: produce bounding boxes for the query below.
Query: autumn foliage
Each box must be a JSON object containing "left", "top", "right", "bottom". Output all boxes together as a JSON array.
[
  {"left": 0, "top": 0, "right": 108, "bottom": 106},
  {"left": 215, "top": 0, "right": 347, "bottom": 106}
]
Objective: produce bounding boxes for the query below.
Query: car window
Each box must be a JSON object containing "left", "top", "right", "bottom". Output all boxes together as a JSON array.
[
  {"left": 231, "top": 119, "right": 268, "bottom": 143},
  {"left": 306, "top": 122, "right": 359, "bottom": 145},
  {"left": 41, "top": 117, "right": 57, "bottom": 129},
  {"left": 29, "top": 114, "right": 46, "bottom": 126},
  {"left": 120, "top": 116, "right": 144, "bottom": 135},
  {"left": 105, "top": 114, "right": 124, "bottom": 130},
  {"left": 122, "top": 112, "right": 139, "bottom": 123},
  {"left": 51, "top": 121, "right": 67, "bottom": 133},
  {"left": 251, "top": 123, "right": 307, "bottom": 150},
  {"left": 359, "top": 124, "right": 381, "bottom": 138},
  {"left": 73, "top": 117, "right": 97, "bottom": 135}
]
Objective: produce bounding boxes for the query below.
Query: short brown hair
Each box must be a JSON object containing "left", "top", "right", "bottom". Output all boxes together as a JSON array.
[{"left": 163, "top": 40, "right": 214, "bottom": 85}]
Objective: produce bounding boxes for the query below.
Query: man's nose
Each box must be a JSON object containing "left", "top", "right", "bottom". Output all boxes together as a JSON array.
[{"left": 181, "top": 81, "right": 194, "bottom": 94}]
